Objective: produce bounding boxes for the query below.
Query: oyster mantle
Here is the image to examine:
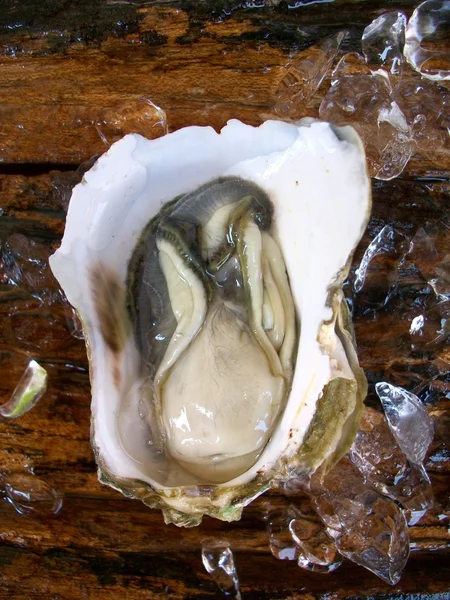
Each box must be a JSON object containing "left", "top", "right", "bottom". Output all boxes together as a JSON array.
[{"left": 50, "top": 119, "right": 371, "bottom": 526}]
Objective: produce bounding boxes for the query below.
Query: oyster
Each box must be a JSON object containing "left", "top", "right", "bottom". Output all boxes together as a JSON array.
[{"left": 50, "top": 119, "right": 371, "bottom": 526}]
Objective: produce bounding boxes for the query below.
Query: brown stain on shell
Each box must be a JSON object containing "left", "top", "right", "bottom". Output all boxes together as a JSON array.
[{"left": 90, "top": 264, "right": 128, "bottom": 360}]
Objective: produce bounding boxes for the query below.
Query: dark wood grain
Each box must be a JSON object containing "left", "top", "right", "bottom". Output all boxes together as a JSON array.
[
  {"left": 1, "top": 158, "right": 449, "bottom": 600},
  {"left": 0, "top": 0, "right": 449, "bottom": 175},
  {"left": 1, "top": 1, "right": 449, "bottom": 598}
]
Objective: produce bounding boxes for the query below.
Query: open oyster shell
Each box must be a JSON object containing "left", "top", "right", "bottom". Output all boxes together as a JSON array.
[{"left": 50, "top": 119, "right": 371, "bottom": 527}]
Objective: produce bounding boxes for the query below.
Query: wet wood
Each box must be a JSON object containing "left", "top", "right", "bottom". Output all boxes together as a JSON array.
[
  {"left": 0, "top": 1, "right": 449, "bottom": 175},
  {"left": 1, "top": 1, "right": 450, "bottom": 599},
  {"left": 0, "top": 543, "right": 447, "bottom": 600},
  {"left": 1, "top": 163, "right": 449, "bottom": 600}
]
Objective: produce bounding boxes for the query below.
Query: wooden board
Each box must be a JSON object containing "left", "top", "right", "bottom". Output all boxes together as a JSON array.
[{"left": 0, "top": 1, "right": 449, "bottom": 598}]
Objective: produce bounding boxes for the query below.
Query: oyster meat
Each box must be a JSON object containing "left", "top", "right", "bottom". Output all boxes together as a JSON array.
[{"left": 50, "top": 119, "right": 371, "bottom": 526}]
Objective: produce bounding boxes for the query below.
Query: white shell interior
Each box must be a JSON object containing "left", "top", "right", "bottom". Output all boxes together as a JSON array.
[{"left": 50, "top": 119, "right": 370, "bottom": 491}]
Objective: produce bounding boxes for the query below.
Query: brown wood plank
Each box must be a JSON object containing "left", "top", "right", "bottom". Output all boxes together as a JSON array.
[
  {"left": 1, "top": 170, "right": 449, "bottom": 597},
  {"left": 0, "top": 459, "right": 449, "bottom": 554},
  {"left": 0, "top": 501, "right": 448, "bottom": 599},
  {"left": 0, "top": 542, "right": 448, "bottom": 600},
  {"left": 1, "top": 2, "right": 450, "bottom": 598},
  {"left": 0, "top": 1, "right": 449, "bottom": 175}
]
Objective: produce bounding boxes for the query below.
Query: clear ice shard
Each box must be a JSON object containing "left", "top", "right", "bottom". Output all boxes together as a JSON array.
[
  {"left": 319, "top": 62, "right": 413, "bottom": 180},
  {"left": 404, "top": 0, "right": 450, "bottom": 81},
  {"left": 332, "top": 52, "right": 372, "bottom": 78},
  {"left": 362, "top": 11, "right": 407, "bottom": 75},
  {"left": 408, "top": 221, "right": 450, "bottom": 299},
  {"left": 350, "top": 407, "right": 434, "bottom": 519},
  {"left": 267, "top": 506, "right": 302, "bottom": 561},
  {"left": 408, "top": 303, "right": 450, "bottom": 351},
  {"left": 289, "top": 517, "right": 343, "bottom": 573},
  {"left": 310, "top": 458, "right": 410, "bottom": 585},
  {"left": 410, "top": 314, "right": 425, "bottom": 335},
  {"left": 351, "top": 224, "right": 409, "bottom": 307},
  {"left": 95, "top": 98, "right": 168, "bottom": 146},
  {"left": 4, "top": 473, "right": 63, "bottom": 516},
  {"left": 375, "top": 382, "right": 434, "bottom": 465},
  {"left": 0, "top": 232, "right": 83, "bottom": 340},
  {"left": 333, "top": 492, "right": 409, "bottom": 585},
  {"left": 266, "top": 499, "right": 343, "bottom": 573},
  {"left": 275, "top": 31, "right": 345, "bottom": 118},
  {"left": 1, "top": 233, "right": 60, "bottom": 304},
  {"left": 0, "top": 360, "right": 48, "bottom": 419},
  {"left": 392, "top": 77, "right": 449, "bottom": 151},
  {"left": 201, "top": 541, "right": 242, "bottom": 599},
  {"left": 354, "top": 225, "right": 397, "bottom": 293}
]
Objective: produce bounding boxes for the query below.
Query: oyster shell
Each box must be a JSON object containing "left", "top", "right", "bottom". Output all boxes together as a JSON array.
[{"left": 50, "top": 119, "right": 371, "bottom": 526}]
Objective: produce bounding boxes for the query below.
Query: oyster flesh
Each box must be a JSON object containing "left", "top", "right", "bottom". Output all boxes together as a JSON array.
[{"left": 50, "top": 119, "right": 371, "bottom": 526}]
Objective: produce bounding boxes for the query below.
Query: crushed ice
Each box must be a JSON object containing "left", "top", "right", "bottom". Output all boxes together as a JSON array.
[
  {"left": 271, "top": 391, "right": 434, "bottom": 584},
  {"left": 404, "top": 1, "right": 450, "bottom": 81},
  {"left": 375, "top": 382, "right": 434, "bottom": 465},
  {"left": 270, "top": 376, "right": 437, "bottom": 583},
  {"left": 201, "top": 541, "right": 242, "bottom": 599},
  {"left": 0, "top": 360, "right": 48, "bottom": 419},
  {"left": 267, "top": 498, "right": 343, "bottom": 573},
  {"left": 275, "top": 30, "right": 345, "bottom": 118},
  {"left": 274, "top": 5, "right": 449, "bottom": 180},
  {"left": 350, "top": 406, "right": 434, "bottom": 523},
  {"left": 362, "top": 11, "right": 407, "bottom": 75},
  {"left": 2, "top": 472, "right": 63, "bottom": 517}
]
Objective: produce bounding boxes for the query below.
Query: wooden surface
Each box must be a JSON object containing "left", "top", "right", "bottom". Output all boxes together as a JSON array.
[{"left": 0, "top": 1, "right": 449, "bottom": 598}]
